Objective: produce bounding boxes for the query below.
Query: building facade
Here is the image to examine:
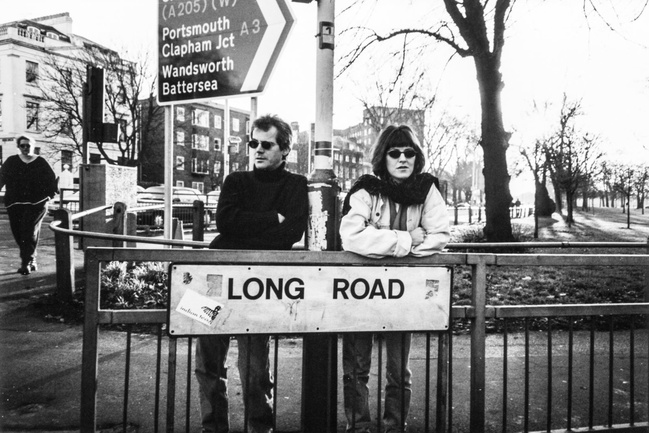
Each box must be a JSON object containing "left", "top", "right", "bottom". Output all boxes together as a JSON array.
[{"left": 0, "top": 13, "right": 126, "bottom": 184}]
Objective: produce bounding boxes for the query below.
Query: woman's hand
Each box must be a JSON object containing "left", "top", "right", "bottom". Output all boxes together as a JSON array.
[{"left": 409, "top": 227, "right": 425, "bottom": 246}]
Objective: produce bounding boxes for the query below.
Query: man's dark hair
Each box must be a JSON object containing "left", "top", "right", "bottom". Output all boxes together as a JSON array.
[
  {"left": 252, "top": 114, "right": 293, "bottom": 151},
  {"left": 371, "top": 124, "right": 425, "bottom": 181}
]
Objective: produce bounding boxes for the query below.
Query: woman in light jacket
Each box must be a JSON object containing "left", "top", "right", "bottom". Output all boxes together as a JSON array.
[{"left": 339, "top": 124, "right": 450, "bottom": 433}]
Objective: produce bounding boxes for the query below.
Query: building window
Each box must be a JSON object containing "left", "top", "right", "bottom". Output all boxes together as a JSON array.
[
  {"left": 192, "top": 182, "right": 204, "bottom": 193},
  {"left": 26, "top": 61, "right": 39, "bottom": 84},
  {"left": 176, "top": 106, "right": 185, "bottom": 121},
  {"left": 192, "top": 109, "right": 209, "bottom": 127},
  {"left": 26, "top": 101, "right": 39, "bottom": 130},
  {"left": 176, "top": 156, "right": 185, "bottom": 170},
  {"left": 214, "top": 115, "right": 222, "bottom": 129},
  {"left": 176, "top": 180, "right": 184, "bottom": 187},
  {"left": 232, "top": 118, "right": 240, "bottom": 132},
  {"left": 192, "top": 134, "right": 209, "bottom": 151},
  {"left": 191, "top": 158, "right": 209, "bottom": 174},
  {"left": 175, "top": 130, "right": 185, "bottom": 146}
]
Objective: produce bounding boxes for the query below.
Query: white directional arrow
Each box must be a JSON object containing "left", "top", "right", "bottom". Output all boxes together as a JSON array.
[{"left": 240, "top": 0, "right": 295, "bottom": 92}]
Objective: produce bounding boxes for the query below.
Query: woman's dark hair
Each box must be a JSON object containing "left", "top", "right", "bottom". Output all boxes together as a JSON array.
[
  {"left": 252, "top": 114, "right": 293, "bottom": 151},
  {"left": 371, "top": 124, "right": 425, "bottom": 180}
]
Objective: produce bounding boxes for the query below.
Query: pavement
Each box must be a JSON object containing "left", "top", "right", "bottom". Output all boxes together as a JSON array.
[{"left": 0, "top": 211, "right": 647, "bottom": 432}]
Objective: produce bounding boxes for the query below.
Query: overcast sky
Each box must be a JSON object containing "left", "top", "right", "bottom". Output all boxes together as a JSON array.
[{"left": 5, "top": 0, "right": 649, "bottom": 164}]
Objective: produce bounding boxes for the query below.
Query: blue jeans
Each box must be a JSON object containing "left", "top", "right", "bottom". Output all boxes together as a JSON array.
[
  {"left": 343, "top": 333, "right": 412, "bottom": 432},
  {"left": 196, "top": 335, "right": 274, "bottom": 433}
]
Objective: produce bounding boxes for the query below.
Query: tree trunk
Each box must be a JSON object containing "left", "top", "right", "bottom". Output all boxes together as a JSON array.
[{"left": 475, "top": 56, "right": 514, "bottom": 242}]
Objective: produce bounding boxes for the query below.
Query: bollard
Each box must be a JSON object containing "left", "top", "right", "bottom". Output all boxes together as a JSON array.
[
  {"left": 112, "top": 202, "right": 127, "bottom": 248},
  {"left": 53, "top": 208, "right": 75, "bottom": 300}
]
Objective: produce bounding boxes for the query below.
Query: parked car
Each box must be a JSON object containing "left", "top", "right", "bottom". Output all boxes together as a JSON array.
[
  {"left": 137, "top": 186, "right": 211, "bottom": 227},
  {"left": 140, "top": 186, "right": 203, "bottom": 203}
]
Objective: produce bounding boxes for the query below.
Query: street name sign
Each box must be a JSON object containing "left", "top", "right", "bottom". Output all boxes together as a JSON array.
[
  {"left": 157, "top": 0, "right": 295, "bottom": 104},
  {"left": 168, "top": 264, "right": 452, "bottom": 335}
]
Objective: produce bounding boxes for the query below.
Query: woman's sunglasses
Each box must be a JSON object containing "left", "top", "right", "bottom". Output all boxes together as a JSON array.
[
  {"left": 387, "top": 149, "right": 416, "bottom": 159},
  {"left": 248, "top": 139, "right": 276, "bottom": 150}
]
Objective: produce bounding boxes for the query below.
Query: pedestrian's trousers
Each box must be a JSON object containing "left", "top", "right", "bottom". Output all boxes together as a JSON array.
[
  {"left": 195, "top": 335, "right": 274, "bottom": 433},
  {"left": 342, "top": 332, "right": 412, "bottom": 432}
]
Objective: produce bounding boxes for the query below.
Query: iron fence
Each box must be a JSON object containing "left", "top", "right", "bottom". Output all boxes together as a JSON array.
[{"left": 78, "top": 249, "right": 649, "bottom": 433}]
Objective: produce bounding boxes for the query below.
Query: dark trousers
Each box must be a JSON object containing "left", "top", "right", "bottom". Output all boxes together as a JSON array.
[
  {"left": 7, "top": 203, "right": 47, "bottom": 266},
  {"left": 196, "top": 335, "right": 274, "bottom": 433}
]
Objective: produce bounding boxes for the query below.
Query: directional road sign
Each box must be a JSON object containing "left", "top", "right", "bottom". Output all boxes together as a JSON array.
[{"left": 157, "top": 0, "right": 295, "bottom": 104}]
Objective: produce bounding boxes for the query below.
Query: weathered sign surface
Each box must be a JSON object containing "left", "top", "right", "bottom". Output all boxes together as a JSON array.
[{"left": 168, "top": 264, "right": 452, "bottom": 335}]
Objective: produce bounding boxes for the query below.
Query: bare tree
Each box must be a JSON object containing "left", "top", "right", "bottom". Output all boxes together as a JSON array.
[
  {"left": 611, "top": 163, "right": 636, "bottom": 228},
  {"left": 632, "top": 164, "right": 648, "bottom": 213},
  {"left": 38, "top": 45, "right": 159, "bottom": 166},
  {"left": 339, "top": 0, "right": 518, "bottom": 241}
]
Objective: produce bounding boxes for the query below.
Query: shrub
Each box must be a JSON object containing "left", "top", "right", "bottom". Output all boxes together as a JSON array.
[{"left": 100, "top": 261, "right": 168, "bottom": 310}]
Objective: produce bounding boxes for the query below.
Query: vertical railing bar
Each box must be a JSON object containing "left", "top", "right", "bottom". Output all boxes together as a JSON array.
[
  {"left": 273, "top": 335, "right": 279, "bottom": 433},
  {"left": 547, "top": 318, "right": 552, "bottom": 432},
  {"left": 470, "top": 259, "right": 488, "bottom": 432},
  {"left": 524, "top": 317, "right": 530, "bottom": 433},
  {"left": 629, "top": 319, "right": 635, "bottom": 425},
  {"left": 166, "top": 337, "right": 178, "bottom": 433},
  {"left": 588, "top": 317, "right": 595, "bottom": 429},
  {"left": 80, "top": 252, "right": 101, "bottom": 433},
  {"left": 567, "top": 317, "right": 574, "bottom": 432},
  {"left": 436, "top": 329, "right": 450, "bottom": 433},
  {"left": 502, "top": 318, "right": 508, "bottom": 433},
  {"left": 244, "top": 335, "right": 251, "bottom": 433},
  {"left": 185, "top": 338, "right": 193, "bottom": 433},
  {"left": 400, "top": 332, "right": 406, "bottom": 432},
  {"left": 123, "top": 328, "right": 132, "bottom": 433},
  {"left": 448, "top": 327, "right": 454, "bottom": 433},
  {"left": 608, "top": 316, "right": 614, "bottom": 427},
  {"left": 425, "top": 332, "right": 431, "bottom": 433},
  {"left": 154, "top": 325, "right": 163, "bottom": 433},
  {"left": 377, "top": 334, "right": 383, "bottom": 433}
]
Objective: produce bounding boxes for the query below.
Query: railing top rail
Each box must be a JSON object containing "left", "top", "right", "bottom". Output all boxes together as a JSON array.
[
  {"left": 49, "top": 220, "right": 208, "bottom": 248},
  {"left": 448, "top": 241, "right": 648, "bottom": 249},
  {"left": 68, "top": 204, "right": 112, "bottom": 222},
  {"left": 83, "top": 247, "right": 649, "bottom": 267}
]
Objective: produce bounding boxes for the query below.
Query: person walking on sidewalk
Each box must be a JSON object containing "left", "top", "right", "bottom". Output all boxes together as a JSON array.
[
  {"left": 339, "top": 124, "right": 450, "bottom": 433},
  {"left": 195, "top": 114, "right": 309, "bottom": 433},
  {"left": 0, "top": 134, "right": 58, "bottom": 275}
]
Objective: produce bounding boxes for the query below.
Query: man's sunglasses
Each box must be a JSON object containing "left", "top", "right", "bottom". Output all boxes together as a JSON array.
[
  {"left": 248, "top": 139, "right": 276, "bottom": 150},
  {"left": 387, "top": 149, "right": 416, "bottom": 159},
  {"left": 18, "top": 143, "right": 31, "bottom": 149}
]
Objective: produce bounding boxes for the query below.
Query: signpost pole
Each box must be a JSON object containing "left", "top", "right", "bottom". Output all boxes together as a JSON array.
[
  {"left": 224, "top": 99, "right": 230, "bottom": 178},
  {"left": 164, "top": 105, "right": 174, "bottom": 241},
  {"left": 249, "top": 97, "right": 258, "bottom": 170},
  {"left": 303, "top": 0, "right": 338, "bottom": 431}
]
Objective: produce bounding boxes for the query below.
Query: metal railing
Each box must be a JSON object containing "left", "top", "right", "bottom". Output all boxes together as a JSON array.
[
  {"left": 47, "top": 206, "right": 649, "bottom": 432},
  {"left": 73, "top": 248, "right": 648, "bottom": 433}
]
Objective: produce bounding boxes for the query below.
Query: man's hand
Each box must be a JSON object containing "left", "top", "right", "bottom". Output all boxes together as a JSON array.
[
  {"left": 409, "top": 227, "right": 425, "bottom": 246},
  {"left": 278, "top": 213, "right": 285, "bottom": 223}
]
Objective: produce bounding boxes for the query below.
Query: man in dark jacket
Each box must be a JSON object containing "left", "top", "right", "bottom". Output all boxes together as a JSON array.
[{"left": 195, "top": 114, "right": 308, "bottom": 433}]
